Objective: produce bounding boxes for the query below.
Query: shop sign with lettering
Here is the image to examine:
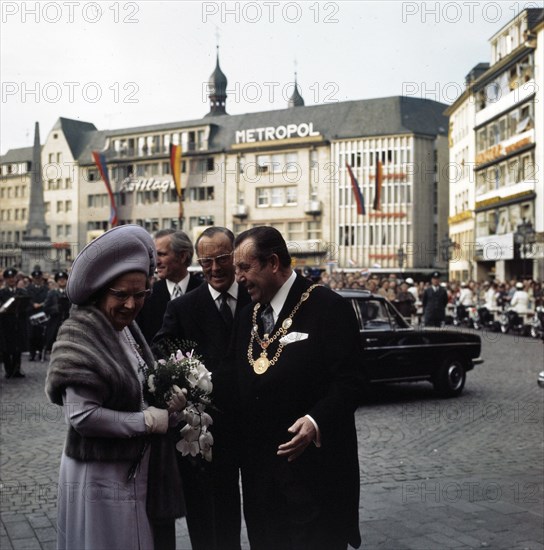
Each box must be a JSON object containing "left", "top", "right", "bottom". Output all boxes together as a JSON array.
[
  {"left": 119, "top": 177, "right": 174, "bottom": 193},
  {"left": 235, "top": 122, "right": 320, "bottom": 144}
]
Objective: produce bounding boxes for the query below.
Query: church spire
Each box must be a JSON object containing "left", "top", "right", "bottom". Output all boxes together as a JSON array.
[
  {"left": 288, "top": 71, "right": 305, "bottom": 108},
  {"left": 206, "top": 46, "right": 228, "bottom": 116}
]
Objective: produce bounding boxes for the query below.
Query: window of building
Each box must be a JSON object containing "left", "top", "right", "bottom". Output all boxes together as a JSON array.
[
  {"left": 256, "top": 188, "right": 269, "bottom": 207},
  {"left": 255, "top": 186, "right": 297, "bottom": 208},
  {"left": 287, "top": 222, "right": 304, "bottom": 242},
  {"left": 57, "top": 201, "right": 63, "bottom": 212},
  {"left": 189, "top": 186, "right": 214, "bottom": 201},
  {"left": 65, "top": 200, "right": 72, "bottom": 212},
  {"left": 307, "top": 221, "right": 321, "bottom": 240}
]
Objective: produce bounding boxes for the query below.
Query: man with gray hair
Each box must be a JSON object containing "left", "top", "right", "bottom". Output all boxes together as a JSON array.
[{"left": 137, "top": 228, "right": 201, "bottom": 344}]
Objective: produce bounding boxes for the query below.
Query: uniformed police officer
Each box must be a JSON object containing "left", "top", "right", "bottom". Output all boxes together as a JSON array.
[
  {"left": 0, "top": 268, "right": 30, "bottom": 378},
  {"left": 422, "top": 271, "right": 449, "bottom": 327},
  {"left": 43, "top": 271, "right": 71, "bottom": 359},
  {"left": 27, "top": 269, "right": 49, "bottom": 361}
]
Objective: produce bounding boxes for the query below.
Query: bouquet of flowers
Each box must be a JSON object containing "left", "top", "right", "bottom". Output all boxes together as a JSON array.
[{"left": 143, "top": 340, "right": 214, "bottom": 462}]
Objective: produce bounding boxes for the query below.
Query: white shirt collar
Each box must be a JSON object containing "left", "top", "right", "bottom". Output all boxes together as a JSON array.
[
  {"left": 166, "top": 272, "right": 190, "bottom": 296},
  {"left": 209, "top": 280, "right": 239, "bottom": 302},
  {"left": 268, "top": 271, "right": 296, "bottom": 323}
]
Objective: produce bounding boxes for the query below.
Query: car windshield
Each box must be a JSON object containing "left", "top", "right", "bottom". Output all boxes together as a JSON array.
[{"left": 350, "top": 298, "right": 410, "bottom": 330}]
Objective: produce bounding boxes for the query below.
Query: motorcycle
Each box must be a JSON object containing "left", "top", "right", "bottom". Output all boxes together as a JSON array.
[
  {"left": 530, "top": 306, "right": 544, "bottom": 340},
  {"left": 453, "top": 301, "right": 479, "bottom": 329},
  {"left": 475, "top": 305, "right": 500, "bottom": 332},
  {"left": 499, "top": 308, "right": 528, "bottom": 335}
]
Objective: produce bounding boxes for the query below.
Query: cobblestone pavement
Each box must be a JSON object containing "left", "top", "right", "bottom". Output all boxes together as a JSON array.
[{"left": 1, "top": 330, "right": 543, "bottom": 549}]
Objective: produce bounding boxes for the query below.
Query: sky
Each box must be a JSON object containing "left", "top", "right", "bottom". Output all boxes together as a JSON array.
[{"left": 1, "top": 0, "right": 543, "bottom": 154}]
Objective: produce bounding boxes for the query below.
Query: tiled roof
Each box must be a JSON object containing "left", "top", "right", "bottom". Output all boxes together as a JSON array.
[
  {"left": 3, "top": 96, "right": 449, "bottom": 166},
  {"left": 0, "top": 146, "right": 33, "bottom": 164},
  {"left": 76, "top": 96, "right": 448, "bottom": 163}
]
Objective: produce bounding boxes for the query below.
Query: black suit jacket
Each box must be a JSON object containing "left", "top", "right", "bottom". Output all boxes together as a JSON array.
[
  {"left": 422, "top": 285, "right": 448, "bottom": 324},
  {"left": 226, "top": 275, "right": 361, "bottom": 547},
  {"left": 136, "top": 275, "right": 202, "bottom": 345},
  {"left": 154, "top": 282, "right": 250, "bottom": 371}
]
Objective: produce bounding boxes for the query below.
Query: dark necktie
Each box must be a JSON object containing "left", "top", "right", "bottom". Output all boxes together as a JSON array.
[
  {"left": 260, "top": 304, "right": 275, "bottom": 336},
  {"left": 219, "top": 292, "right": 233, "bottom": 327}
]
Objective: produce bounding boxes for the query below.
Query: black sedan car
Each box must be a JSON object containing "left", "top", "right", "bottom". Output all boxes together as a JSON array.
[{"left": 338, "top": 290, "right": 483, "bottom": 397}]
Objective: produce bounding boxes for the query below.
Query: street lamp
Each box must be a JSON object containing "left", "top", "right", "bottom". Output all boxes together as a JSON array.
[
  {"left": 515, "top": 218, "right": 536, "bottom": 279},
  {"left": 440, "top": 234, "right": 455, "bottom": 263},
  {"left": 397, "top": 246, "right": 405, "bottom": 271}
]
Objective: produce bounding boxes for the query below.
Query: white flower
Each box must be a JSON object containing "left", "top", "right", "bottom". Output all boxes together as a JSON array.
[
  {"left": 183, "top": 407, "right": 202, "bottom": 427},
  {"left": 179, "top": 424, "right": 200, "bottom": 441},
  {"left": 195, "top": 365, "right": 213, "bottom": 393},
  {"left": 176, "top": 438, "right": 200, "bottom": 457},
  {"left": 200, "top": 412, "right": 213, "bottom": 428},
  {"left": 147, "top": 374, "right": 156, "bottom": 393},
  {"left": 199, "top": 430, "right": 214, "bottom": 462}
]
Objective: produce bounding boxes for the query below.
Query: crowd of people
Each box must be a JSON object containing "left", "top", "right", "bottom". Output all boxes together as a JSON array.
[{"left": 319, "top": 270, "right": 544, "bottom": 316}]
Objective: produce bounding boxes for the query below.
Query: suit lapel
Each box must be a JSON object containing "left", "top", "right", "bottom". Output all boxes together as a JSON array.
[{"left": 275, "top": 275, "right": 312, "bottom": 330}]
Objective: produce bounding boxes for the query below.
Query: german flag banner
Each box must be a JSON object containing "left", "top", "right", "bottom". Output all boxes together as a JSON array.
[
  {"left": 346, "top": 163, "right": 365, "bottom": 215},
  {"left": 169, "top": 143, "right": 183, "bottom": 224},
  {"left": 92, "top": 151, "right": 117, "bottom": 226}
]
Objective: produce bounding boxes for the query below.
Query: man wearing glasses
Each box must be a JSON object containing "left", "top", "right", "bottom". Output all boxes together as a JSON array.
[
  {"left": 155, "top": 226, "right": 250, "bottom": 550},
  {"left": 137, "top": 229, "right": 201, "bottom": 344}
]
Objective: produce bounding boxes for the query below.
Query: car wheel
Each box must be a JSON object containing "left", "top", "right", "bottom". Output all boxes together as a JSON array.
[{"left": 433, "top": 357, "right": 466, "bottom": 397}]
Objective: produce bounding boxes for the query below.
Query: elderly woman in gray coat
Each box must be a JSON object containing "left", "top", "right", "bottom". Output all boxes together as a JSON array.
[{"left": 46, "top": 225, "right": 186, "bottom": 550}]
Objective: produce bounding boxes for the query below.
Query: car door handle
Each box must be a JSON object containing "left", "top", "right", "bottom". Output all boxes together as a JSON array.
[{"left": 365, "top": 338, "right": 379, "bottom": 343}]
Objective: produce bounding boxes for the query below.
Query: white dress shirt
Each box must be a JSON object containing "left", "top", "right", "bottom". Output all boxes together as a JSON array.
[{"left": 166, "top": 272, "right": 191, "bottom": 298}]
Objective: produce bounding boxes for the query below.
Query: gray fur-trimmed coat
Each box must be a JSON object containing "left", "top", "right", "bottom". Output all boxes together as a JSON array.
[{"left": 45, "top": 305, "right": 153, "bottom": 462}]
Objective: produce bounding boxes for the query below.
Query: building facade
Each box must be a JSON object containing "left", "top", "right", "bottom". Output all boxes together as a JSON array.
[
  {"left": 1, "top": 57, "right": 449, "bottom": 274},
  {"left": 446, "top": 8, "right": 544, "bottom": 283}
]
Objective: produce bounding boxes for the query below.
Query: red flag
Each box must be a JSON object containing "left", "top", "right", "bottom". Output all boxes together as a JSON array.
[
  {"left": 92, "top": 151, "right": 117, "bottom": 226},
  {"left": 373, "top": 153, "right": 382, "bottom": 211},
  {"left": 346, "top": 163, "right": 365, "bottom": 215}
]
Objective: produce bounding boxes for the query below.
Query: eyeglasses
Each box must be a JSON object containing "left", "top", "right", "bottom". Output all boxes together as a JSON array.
[
  {"left": 108, "top": 288, "right": 151, "bottom": 302},
  {"left": 197, "top": 252, "right": 233, "bottom": 269}
]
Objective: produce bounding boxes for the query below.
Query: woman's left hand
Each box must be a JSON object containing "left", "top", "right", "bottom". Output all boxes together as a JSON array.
[{"left": 167, "top": 385, "right": 187, "bottom": 413}]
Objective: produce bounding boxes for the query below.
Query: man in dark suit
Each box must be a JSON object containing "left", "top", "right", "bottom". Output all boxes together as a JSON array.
[
  {"left": 137, "top": 228, "right": 201, "bottom": 344},
  {"left": 43, "top": 271, "right": 71, "bottom": 359},
  {"left": 224, "top": 226, "right": 361, "bottom": 550},
  {"left": 422, "top": 271, "right": 448, "bottom": 327},
  {"left": 155, "top": 226, "right": 250, "bottom": 550},
  {"left": 1, "top": 268, "right": 29, "bottom": 378},
  {"left": 27, "top": 269, "right": 48, "bottom": 361}
]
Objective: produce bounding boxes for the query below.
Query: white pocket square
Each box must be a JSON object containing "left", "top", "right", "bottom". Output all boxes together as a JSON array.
[{"left": 279, "top": 332, "right": 309, "bottom": 346}]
